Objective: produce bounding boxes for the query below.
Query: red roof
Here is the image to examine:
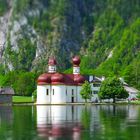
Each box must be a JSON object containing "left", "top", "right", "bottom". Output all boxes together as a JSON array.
[
  {"left": 37, "top": 73, "right": 51, "bottom": 85},
  {"left": 74, "top": 74, "right": 85, "bottom": 84},
  {"left": 51, "top": 73, "right": 64, "bottom": 84},
  {"left": 37, "top": 73, "right": 85, "bottom": 85}
]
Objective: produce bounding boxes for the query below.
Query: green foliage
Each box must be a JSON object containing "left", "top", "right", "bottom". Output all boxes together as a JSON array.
[
  {"left": 136, "top": 92, "right": 140, "bottom": 99},
  {"left": 81, "top": 107, "right": 91, "bottom": 129},
  {"left": 17, "top": 38, "right": 36, "bottom": 71},
  {"left": 13, "top": 0, "right": 32, "bottom": 14},
  {"left": 0, "top": 64, "right": 5, "bottom": 75},
  {"left": 98, "top": 77, "right": 129, "bottom": 103},
  {"left": 5, "top": 37, "right": 36, "bottom": 71},
  {"left": 0, "top": 71, "right": 38, "bottom": 96},
  {"left": 32, "top": 89, "right": 37, "bottom": 101},
  {"left": 32, "top": 10, "right": 53, "bottom": 35},
  {"left": 80, "top": 2, "right": 140, "bottom": 89},
  {"left": 13, "top": 72, "right": 36, "bottom": 96},
  {"left": 80, "top": 81, "right": 92, "bottom": 103},
  {"left": 0, "top": 0, "right": 8, "bottom": 16},
  {"left": 122, "top": 60, "right": 140, "bottom": 90},
  {"left": 2, "top": 0, "right": 140, "bottom": 90}
]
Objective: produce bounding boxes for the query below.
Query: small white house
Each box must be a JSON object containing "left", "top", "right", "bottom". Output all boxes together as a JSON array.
[
  {"left": 87, "top": 76, "right": 103, "bottom": 102},
  {"left": 124, "top": 85, "right": 138, "bottom": 100}
]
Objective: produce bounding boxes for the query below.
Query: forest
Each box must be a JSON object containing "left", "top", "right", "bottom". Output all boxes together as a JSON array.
[{"left": 0, "top": 0, "right": 140, "bottom": 95}]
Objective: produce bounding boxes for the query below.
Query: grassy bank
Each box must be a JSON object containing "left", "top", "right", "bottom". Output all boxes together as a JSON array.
[
  {"left": 12, "top": 96, "right": 34, "bottom": 103},
  {"left": 12, "top": 96, "right": 140, "bottom": 105}
]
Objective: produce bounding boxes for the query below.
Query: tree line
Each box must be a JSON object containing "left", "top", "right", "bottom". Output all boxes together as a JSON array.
[{"left": 0, "top": 71, "right": 38, "bottom": 96}]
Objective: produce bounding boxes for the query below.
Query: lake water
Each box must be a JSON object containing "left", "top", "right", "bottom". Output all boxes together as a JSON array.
[{"left": 0, "top": 105, "right": 140, "bottom": 140}]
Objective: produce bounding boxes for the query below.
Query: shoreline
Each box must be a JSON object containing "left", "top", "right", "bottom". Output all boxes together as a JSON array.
[{"left": 10, "top": 101, "right": 140, "bottom": 106}]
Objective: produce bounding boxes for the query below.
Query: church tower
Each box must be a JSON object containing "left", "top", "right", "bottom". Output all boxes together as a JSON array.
[
  {"left": 72, "top": 56, "right": 81, "bottom": 74},
  {"left": 48, "top": 57, "right": 57, "bottom": 73}
]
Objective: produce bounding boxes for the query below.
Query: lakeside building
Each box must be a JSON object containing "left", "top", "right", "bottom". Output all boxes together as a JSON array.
[
  {"left": 37, "top": 56, "right": 87, "bottom": 104},
  {"left": 124, "top": 85, "right": 138, "bottom": 100},
  {"left": 37, "top": 56, "right": 138, "bottom": 104},
  {"left": 118, "top": 78, "right": 138, "bottom": 100},
  {"left": 0, "top": 87, "right": 14, "bottom": 103}
]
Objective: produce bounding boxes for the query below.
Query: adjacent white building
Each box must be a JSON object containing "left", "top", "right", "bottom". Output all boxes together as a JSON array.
[{"left": 124, "top": 85, "right": 138, "bottom": 100}]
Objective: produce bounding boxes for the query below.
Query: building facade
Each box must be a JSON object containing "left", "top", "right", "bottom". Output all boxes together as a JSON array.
[
  {"left": 37, "top": 56, "right": 86, "bottom": 104},
  {"left": 0, "top": 87, "right": 14, "bottom": 104}
]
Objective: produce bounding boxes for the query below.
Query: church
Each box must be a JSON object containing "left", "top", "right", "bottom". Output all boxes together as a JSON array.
[{"left": 37, "top": 56, "right": 86, "bottom": 104}]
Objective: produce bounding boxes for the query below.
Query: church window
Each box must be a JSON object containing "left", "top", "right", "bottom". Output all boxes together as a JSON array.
[
  {"left": 53, "top": 89, "right": 54, "bottom": 95},
  {"left": 72, "top": 89, "right": 74, "bottom": 95},
  {"left": 46, "top": 89, "right": 49, "bottom": 95}
]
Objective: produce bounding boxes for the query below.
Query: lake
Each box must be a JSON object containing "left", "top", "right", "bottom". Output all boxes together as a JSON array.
[{"left": 0, "top": 105, "right": 140, "bottom": 140}]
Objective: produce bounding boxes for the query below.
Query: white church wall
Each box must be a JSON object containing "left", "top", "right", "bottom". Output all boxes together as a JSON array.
[
  {"left": 51, "top": 85, "right": 66, "bottom": 103},
  {"left": 37, "top": 85, "right": 51, "bottom": 104},
  {"left": 66, "top": 86, "right": 77, "bottom": 103}
]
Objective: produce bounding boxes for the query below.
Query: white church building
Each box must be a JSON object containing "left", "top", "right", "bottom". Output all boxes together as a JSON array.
[{"left": 37, "top": 56, "right": 86, "bottom": 104}]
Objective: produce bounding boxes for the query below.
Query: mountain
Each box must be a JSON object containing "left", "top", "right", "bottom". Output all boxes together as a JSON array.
[{"left": 0, "top": 0, "right": 140, "bottom": 89}]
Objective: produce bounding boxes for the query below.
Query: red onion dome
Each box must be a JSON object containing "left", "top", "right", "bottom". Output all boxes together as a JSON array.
[
  {"left": 51, "top": 73, "right": 64, "bottom": 84},
  {"left": 37, "top": 73, "right": 51, "bottom": 85},
  {"left": 51, "top": 127, "right": 63, "bottom": 136},
  {"left": 74, "top": 74, "right": 85, "bottom": 84},
  {"left": 72, "top": 56, "right": 81, "bottom": 66},
  {"left": 48, "top": 57, "right": 57, "bottom": 65},
  {"left": 72, "top": 126, "right": 81, "bottom": 132}
]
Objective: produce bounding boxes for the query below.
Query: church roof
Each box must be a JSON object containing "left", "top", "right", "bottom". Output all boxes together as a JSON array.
[{"left": 37, "top": 73, "right": 85, "bottom": 86}]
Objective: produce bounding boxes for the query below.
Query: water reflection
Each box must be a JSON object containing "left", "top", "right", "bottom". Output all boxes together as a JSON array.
[
  {"left": 0, "top": 106, "right": 13, "bottom": 124},
  {"left": 36, "top": 105, "right": 140, "bottom": 140},
  {"left": 0, "top": 105, "right": 140, "bottom": 140},
  {"left": 0, "top": 106, "right": 13, "bottom": 139},
  {"left": 37, "top": 106, "right": 83, "bottom": 140}
]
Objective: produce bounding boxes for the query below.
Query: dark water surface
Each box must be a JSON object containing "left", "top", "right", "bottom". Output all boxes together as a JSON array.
[{"left": 0, "top": 105, "right": 140, "bottom": 140}]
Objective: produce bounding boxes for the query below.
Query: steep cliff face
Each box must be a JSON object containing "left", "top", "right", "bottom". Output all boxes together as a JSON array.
[
  {"left": 1, "top": 0, "right": 95, "bottom": 72},
  {"left": 0, "top": 0, "right": 11, "bottom": 60},
  {"left": 1, "top": 0, "right": 140, "bottom": 89}
]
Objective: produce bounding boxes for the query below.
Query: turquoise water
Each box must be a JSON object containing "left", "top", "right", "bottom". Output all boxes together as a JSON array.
[{"left": 0, "top": 105, "right": 140, "bottom": 140}]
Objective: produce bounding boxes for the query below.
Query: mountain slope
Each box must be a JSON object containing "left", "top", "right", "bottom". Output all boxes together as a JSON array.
[{"left": 0, "top": 0, "right": 140, "bottom": 88}]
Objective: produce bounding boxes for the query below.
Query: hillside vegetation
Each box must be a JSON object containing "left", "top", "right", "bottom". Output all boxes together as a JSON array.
[{"left": 0, "top": 0, "right": 140, "bottom": 95}]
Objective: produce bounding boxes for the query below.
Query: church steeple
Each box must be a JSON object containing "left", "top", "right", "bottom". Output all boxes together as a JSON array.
[
  {"left": 48, "top": 57, "right": 57, "bottom": 73},
  {"left": 72, "top": 56, "right": 81, "bottom": 74}
]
